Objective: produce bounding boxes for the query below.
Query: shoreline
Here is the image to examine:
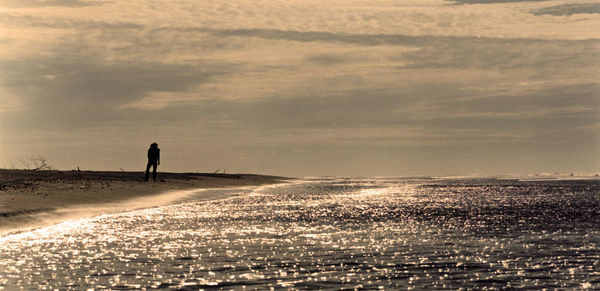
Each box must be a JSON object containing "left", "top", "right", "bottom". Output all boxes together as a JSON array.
[{"left": 0, "top": 169, "right": 290, "bottom": 235}]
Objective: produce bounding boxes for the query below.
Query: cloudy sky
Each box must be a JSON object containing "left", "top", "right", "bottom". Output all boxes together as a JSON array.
[{"left": 1, "top": 0, "right": 599, "bottom": 177}]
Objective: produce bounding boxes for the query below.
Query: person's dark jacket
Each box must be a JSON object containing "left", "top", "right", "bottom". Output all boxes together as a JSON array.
[{"left": 148, "top": 147, "right": 160, "bottom": 163}]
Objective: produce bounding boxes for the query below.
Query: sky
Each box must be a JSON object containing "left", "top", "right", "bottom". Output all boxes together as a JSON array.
[{"left": 1, "top": 0, "right": 599, "bottom": 177}]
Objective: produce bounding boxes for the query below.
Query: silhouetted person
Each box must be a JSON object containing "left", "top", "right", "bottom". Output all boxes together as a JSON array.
[{"left": 144, "top": 142, "right": 160, "bottom": 181}]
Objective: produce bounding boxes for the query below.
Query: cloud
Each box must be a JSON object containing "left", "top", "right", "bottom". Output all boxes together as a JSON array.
[
  {"left": 396, "top": 37, "right": 600, "bottom": 71},
  {"left": 133, "top": 80, "right": 598, "bottom": 155},
  {"left": 158, "top": 27, "right": 600, "bottom": 56},
  {"left": 449, "top": 0, "right": 549, "bottom": 4},
  {"left": 169, "top": 80, "right": 599, "bottom": 139},
  {"left": 152, "top": 0, "right": 597, "bottom": 40},
  {"left": 305, "top": 54, "right": 357, "bottom": 65},
  {"left": 2, "top": 0, "right": 598, "bottom": 174},
  {"left": 0, "top": 55, "right": 235, "bottom": 128},
  {"left": 532, "top": 3, "right": 600, "bottom": 16},
  {"left": 3, "top": 20, "right": 596, "bottom": 129},
  {"left": 0, "top": 14, "right": 144, "bottom": 30},
  {"left": 120, "top": 91, "right": 213, "bottom": 111},
  {"left": 0, "top": 0, "right": 105, "bottom": 8},
  {"left": 154, "top": 27, "right": 433, "bottom": 47}
]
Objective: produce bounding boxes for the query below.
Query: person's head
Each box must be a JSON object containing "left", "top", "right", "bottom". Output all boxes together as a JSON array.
[{"left": 150, "top": 142, "right": 158, "bottom": 148}]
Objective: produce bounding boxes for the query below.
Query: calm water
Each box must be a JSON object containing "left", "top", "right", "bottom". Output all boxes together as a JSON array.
[{"left": 1, "top": 178, "right": 599, "bottom": 289}]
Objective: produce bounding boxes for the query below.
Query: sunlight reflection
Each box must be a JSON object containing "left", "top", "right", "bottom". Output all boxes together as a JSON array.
[{"left": 1, "top": 178, "right": 598, "bottom": 289}]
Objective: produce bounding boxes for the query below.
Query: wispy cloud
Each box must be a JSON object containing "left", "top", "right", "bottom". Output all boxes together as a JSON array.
[
  {"left": 154, "top": 27, "right": 433, "bottom": 47},
  {"left": 120, "top": 91, "right": 214, "bottom": 111},
  {"left": 0, "top": 0, "right": 105, "bottom": 8},
  {"left": 0, "top": 55, "right": 235, "bottom": 128},
  {"left": 0, "top": 14, "right": 143, "bottom": 30},
  {"left": 532, "top": 3, "right": 600, "bottom": 16},
  {"left": 397, "top": 37, "right": 600, "bottom": 71},
  {"left": 449, "top": 0, "right": 549, "bottom": 4}
]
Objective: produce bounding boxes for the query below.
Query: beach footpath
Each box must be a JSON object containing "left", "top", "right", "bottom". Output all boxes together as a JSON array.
[{"left": 0, "top": 170, "right": 289, "bottom": 234}]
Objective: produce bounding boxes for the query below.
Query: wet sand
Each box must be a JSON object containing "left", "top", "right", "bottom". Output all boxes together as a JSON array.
[{"left": 0, "top": 170, "right": 289, "bottom": 234}]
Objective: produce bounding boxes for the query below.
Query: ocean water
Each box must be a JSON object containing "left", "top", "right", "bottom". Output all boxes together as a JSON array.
[{"left": 0, "top": 177, "right": 599, "bottom": 289}]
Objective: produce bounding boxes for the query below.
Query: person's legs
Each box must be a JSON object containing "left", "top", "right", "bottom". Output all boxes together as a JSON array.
[
  {"left": 152, "top": 161, "right": 157, "bottom": 181},
  {"left": 144, "top": 161, "right": 152, "bottom": 181}
]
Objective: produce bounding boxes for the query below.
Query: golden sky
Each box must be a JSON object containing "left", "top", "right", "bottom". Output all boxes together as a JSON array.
[{"left": 1, "top": 0, "right": 599, "bottom": 176}]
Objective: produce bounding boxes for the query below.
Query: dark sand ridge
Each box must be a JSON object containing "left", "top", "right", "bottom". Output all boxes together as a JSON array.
[{"left": 0, "top": 170, "right": 290, "bottom": 235}]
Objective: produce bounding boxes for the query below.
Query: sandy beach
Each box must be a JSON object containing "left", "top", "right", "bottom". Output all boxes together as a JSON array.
[{"left": 0, "top": 169, "right": 289, "bottom": 234}]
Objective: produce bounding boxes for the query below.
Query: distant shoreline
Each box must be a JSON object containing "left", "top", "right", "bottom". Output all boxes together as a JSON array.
[{"left": 0, "top": 169, "right": 291, "bottom": 235}]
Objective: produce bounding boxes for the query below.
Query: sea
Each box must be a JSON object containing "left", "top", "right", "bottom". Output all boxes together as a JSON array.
[{"left": 1, "top": 177, "right": 599, "bottom": 289}]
